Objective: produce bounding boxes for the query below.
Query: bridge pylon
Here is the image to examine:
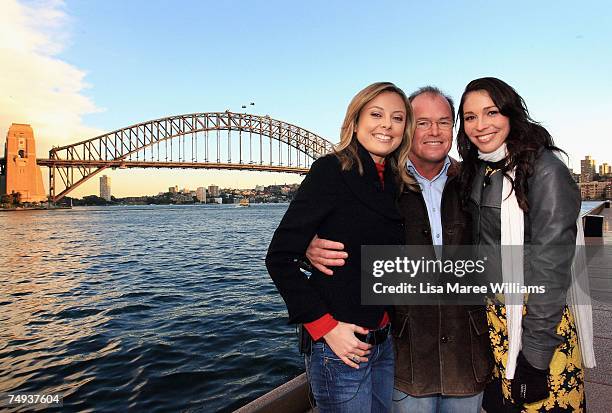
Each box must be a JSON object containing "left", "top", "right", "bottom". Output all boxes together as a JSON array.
[{"left": 0, "top": 124, "right": 47, "bottom": 203}]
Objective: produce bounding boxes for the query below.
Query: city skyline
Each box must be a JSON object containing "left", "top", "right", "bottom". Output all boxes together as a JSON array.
[
  {"left": 90, "top": 153, "right": 610, "bottom": 200},
  {"left": 94, "top": 174, "right": 302, "bottom": 199},
  {"left": 2, "top": 0, "right": 611, "bottom": 197}
]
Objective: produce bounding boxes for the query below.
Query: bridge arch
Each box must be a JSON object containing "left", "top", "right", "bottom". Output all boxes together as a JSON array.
[{"left": 45, "top": 112, "right": 335, "bottom": 202}]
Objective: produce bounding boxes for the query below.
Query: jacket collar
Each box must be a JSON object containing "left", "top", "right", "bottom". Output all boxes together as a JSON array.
[
  {"left": 340, "top": 141, "right": 401, "bottom": 221},
  {"left": 447, "top": 157, "right": 460, "bottom": 178}
]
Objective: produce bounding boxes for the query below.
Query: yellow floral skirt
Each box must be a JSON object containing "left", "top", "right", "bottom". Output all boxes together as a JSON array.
[{"left": 486, "top": 303, "right": 586, "bottom": 412}]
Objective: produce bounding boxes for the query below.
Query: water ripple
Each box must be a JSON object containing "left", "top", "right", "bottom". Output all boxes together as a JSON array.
[{"left": 0, "top": 204, "right": 301, "bottom": 412}]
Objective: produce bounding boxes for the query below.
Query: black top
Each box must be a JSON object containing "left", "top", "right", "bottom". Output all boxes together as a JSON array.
[{"left": 265, "top": 142, "right": 404, "bottom": 328}]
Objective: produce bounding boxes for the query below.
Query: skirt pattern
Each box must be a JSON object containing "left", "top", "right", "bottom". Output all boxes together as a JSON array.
[{"left": 486, "top": 303, "right": 586, "bottom": 412}]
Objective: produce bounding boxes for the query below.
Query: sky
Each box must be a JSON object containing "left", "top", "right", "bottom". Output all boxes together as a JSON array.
[{"left": 2, "top": 0, "right": 611, "bottom": 197}]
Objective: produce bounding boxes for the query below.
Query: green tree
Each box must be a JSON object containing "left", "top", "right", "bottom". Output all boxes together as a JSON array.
[{"left": 82, "top": 195, "right": 108, "bottom": 206}]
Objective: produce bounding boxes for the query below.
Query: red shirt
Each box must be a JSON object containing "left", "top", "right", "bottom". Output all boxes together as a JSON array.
[{"left": 375, "top": 161, "right": 385, "bottom": 189}]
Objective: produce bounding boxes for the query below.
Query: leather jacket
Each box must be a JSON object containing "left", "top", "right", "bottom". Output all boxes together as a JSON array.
[
  {"left": 468, "top": 149, "right": 580, "bottom": 369},
  {"left": 393, "top": 160, "right": 493, "bottom": 396}
]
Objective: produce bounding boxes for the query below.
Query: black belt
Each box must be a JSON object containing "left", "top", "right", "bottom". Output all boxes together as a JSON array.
[{"left": 355, "top": 323, "right": 391, "bottom": 345}]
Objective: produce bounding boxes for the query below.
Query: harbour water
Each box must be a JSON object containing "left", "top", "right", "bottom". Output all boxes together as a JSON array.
[
  {"left": 0, "top": 204, "right": 301, "bottom": 412},
  {"left": 581, "top": 200, "right": 605, "bottom": 215}
]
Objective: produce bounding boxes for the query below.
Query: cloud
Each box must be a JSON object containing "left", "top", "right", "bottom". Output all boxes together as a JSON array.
[{"left": 0, "top": 0, "right": 102, "bottom": 158}]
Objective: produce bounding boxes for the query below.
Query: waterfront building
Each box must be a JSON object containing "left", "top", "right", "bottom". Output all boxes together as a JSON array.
[
  {"left": 196, "top": 187, "right": 207, "bottom": 202},
  {"left": 208, "top": 185, "right": 220, "bottom": 197},
  {"left": 600, "top": 163, "right": 611, "bottom": 177},
  {"left": 169, "top": 186, "right": 178, "bottom": 194},
  {"left": 100, "top": 175, "right": 111, "bottom": 201},
  {"left": 581, "top": 155, "right": 596, "bottom": 183},
  {"left": 255, "top": 185, "right": 265, "bottom": 192},
  {"left": 580, "top": 180, "right": 610, "bottom": 200},
  {"left": 1, "top": 124, "right": 47, "bottom": 203}
]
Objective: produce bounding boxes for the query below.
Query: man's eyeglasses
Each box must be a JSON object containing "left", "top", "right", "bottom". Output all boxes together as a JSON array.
[{"left": 415, "top": 120, "right": 454, "bottom": 130}]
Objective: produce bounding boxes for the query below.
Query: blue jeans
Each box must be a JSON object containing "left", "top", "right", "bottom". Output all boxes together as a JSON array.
[
  {"left": 392, "top": 389, "right": 483, "bottom": 413},
  {"left": 305, "top": 336, "right": 395, "bottom": 413}
]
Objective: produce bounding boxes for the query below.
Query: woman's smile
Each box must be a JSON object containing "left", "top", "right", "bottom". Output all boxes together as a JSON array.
[{"left": 373, "top": 133, "right": 393, "bottom": 142}]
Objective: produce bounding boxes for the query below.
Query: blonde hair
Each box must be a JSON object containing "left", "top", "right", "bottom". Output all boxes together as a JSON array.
[{"left": 334, "top": 82, "right": 416, "bottom": 189}]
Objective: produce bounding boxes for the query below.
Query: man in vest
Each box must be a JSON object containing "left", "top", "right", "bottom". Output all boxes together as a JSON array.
[{"left": 306, "top": 86, "right": 492, "bottom": 412}]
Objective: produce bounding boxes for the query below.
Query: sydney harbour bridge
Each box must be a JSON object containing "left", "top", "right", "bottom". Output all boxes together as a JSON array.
[{"left": 2, "top": 111, "right": 335, "bottom": 203}]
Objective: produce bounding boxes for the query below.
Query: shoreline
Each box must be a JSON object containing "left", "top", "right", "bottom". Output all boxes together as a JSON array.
[{"left": 0, "top": 205, "right": 72, "bottom": 212}]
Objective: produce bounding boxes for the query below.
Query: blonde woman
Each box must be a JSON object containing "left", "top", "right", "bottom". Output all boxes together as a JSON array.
[{"left": 266, "top": 82, "right": 414, "bottom": 412}]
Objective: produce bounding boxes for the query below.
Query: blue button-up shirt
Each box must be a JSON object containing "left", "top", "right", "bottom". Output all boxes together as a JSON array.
[{"left": 406, "top": 157, "right": 451, "bottom": 247}]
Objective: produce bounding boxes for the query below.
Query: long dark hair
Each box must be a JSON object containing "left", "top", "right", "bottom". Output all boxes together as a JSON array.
[{"left": 456, "top": 77, "right": 562, "bottom": 211}]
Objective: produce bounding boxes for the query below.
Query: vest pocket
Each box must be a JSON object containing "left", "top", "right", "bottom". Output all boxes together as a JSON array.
[
  {"left": 392, "top": 315, "right": 413, "bottom": 384},
  {"left": 468, "top": 307, "right": 494, "bottom": 383}
]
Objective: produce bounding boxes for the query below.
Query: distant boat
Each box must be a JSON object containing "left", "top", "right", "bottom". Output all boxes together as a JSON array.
[{"left": 238, "top": 198, "right": 250, "bottom": 207}]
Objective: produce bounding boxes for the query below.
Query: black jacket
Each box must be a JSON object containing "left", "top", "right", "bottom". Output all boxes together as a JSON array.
[
  {"left": 393, "top": 159, "right": 493, "bottom": 396},
  {"left": 266, "top": 144, "right": 404, "bottom": 328}
]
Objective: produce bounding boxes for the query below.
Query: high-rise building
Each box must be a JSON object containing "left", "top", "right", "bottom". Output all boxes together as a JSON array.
[
  {"left": 580, "top": 156, "right": 596, "bottom": 183},
  {"left": 208, "top": 185, "right": 220, "bottom": 197},
  {"left": 196, "top": 187, "right": 207, "bottom": 202},
  {"left": 169, "top": 185, "right": 178, "bottom": 194},
  {"left": 599, "top": 163, "right": 611, "bottom": 176},
  {"left": 100, "top": 175, "right": 111, "bottom": 201}
]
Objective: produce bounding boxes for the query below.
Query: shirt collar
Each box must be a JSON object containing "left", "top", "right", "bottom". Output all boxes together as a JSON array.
[{"left": 406, "top": 156, "right": 451, "bottom": 183}]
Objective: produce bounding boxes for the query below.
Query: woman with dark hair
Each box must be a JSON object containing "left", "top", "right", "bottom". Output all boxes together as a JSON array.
[
  {"left": 266, "top": 82, "right": 414, "bottom": 412},
  {"left": 456, "top": 77, "right": 595, "bottom": 412}
]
